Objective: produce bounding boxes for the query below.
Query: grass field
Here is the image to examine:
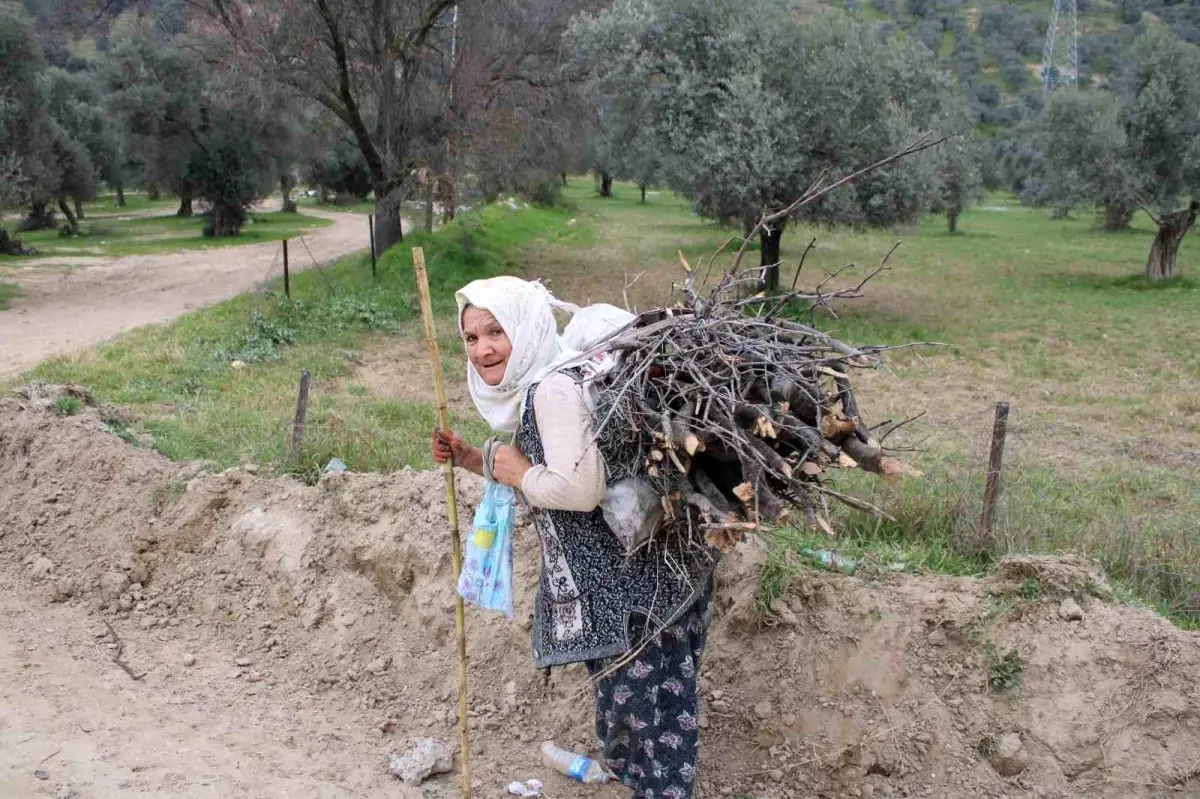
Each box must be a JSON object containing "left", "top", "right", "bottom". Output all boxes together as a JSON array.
[
  {"left": 6, "top": 208, "right": 332, "bottom": 259},
  {"left": 296, "top": 196, "right": 376, "bottom": 215},
  {"left": 23, "top": 202, "right": 587, "bottom": 479},
  {"left": 15, "top": 179, "right": 1200, "bottom": 625},
  {"left": 0, "top": 280, "right": 18, "bottom": 310}
]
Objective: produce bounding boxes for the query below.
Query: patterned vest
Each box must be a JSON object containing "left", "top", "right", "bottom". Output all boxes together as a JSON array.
[{"left": 520, "top": 374, "right": 719, "bottom": 668}]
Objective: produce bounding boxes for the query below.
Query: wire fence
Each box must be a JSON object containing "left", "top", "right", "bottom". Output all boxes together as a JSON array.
[{"left": 839, "top": 396, "right": 1200, "bottom": 623}]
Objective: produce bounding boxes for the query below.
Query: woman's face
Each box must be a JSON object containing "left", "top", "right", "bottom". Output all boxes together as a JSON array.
[{"left": 462, "top": 305, "right": 512, "bottom": 387}]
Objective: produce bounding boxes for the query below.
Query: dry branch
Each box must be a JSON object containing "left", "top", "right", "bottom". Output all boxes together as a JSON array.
[
  {"left": 584, "top": 145, "right": 936, "bottom": 553},
  {"left": 102, "top": 620, "right": 146, "bottom": 681}
]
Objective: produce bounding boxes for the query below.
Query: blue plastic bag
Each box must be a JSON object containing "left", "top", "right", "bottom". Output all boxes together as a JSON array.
[{"left": 456, "top": 480, "right": 515, "bottom": 619}]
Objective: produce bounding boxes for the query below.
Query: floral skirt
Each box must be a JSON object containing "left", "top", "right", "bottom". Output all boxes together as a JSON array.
[{"left": 585, "top": 582, "right": 714, "bottom": 799}]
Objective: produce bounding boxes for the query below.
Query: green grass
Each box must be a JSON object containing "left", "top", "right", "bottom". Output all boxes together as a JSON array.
[
  {"left": 12, "top": 175, "right": 1200, "bottom": 627},
  {"left": 83, "top": 192, "right": 182, "bottom": 217},
  {"left": 0, "top": 280, "right": 17, "bottom": 310},
  {"left": 22, "top": 201, "right": 584, "bottom": 474},
  {"left": 52, "top": 395, "right": 83, "bottom": 416},
  {"left": 296, "top": 196, "right": 376, "bottom": 215},
  {"left": 526, "top": 181, "right": 1200, "bottom": 626},
  {"left": 6, "top": 210, "right": 331, "bottom": 259}
]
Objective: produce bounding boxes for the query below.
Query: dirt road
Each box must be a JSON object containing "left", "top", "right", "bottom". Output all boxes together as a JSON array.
[
  {"left": 0, "top": 208, "right": 383, "bottom": 377},
  {"left": 0, "top": 587, "right": 410, "bottom": 799}
]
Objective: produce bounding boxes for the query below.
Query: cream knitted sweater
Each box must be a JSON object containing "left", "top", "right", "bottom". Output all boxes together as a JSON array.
[{"left": 518, "top": 372, "right": 606, "bottom": 512}]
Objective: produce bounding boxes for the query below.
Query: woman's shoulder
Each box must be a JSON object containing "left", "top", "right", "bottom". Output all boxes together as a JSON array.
[{"left": 533, "top": 369, "right": 587, "bottom": 404}]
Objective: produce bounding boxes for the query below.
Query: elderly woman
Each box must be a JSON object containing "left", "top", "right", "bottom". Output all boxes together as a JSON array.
[{"left": 431, "top": 276, "right": 717, "bottom": 799}]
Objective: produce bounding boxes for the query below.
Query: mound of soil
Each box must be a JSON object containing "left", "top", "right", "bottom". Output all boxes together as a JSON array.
[{"left": 1, "top": 385, "right": 1199, "bottom": 798}]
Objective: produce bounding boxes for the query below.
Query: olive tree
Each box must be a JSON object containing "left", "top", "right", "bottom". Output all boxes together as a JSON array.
[
  {"left": 932, "top": 129, "right": 986, "bottom": 233},
  {"left": 571, "top": 0, "right": 952, "bottom": 289},
  {"left": 102, "top": 25, "right": 206, "bottom": 216},
  {"left": 194, "top": 0, "right": 460, "bottom": 252},
  {"left": 1120, "top": 28, "right": 1200, "bottom": 279},
  {"left": 103, "top": 25, "right": 278, "bottom": 236},
  {"left": 1039, "top": 28, "right": 1200, "bottom": 278},
  {"left": 0, "top": 3, "right": 48, "bottom": 223},
  {"left": 43, "top": 68, "right": 118, "bottom": 225},
  {"left": 0, "top": 3, "right": 96, "bottom": 234},
  {"left": 1039, "top": 90, "right": 1139, "bottom": 230}
]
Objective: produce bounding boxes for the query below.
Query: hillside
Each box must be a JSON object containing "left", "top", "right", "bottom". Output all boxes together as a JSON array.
[{"left": 831, "top": 0, "right": 1197, "bottom": 130}]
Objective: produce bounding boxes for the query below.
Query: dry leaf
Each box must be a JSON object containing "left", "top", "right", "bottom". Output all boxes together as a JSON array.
[
  {"left": 820, "top": 412, "right": 856, "bottom": 439},
  {"left": 703, "top": 523, "right": 756, "bottom": 553},
  {"left": 800, "top": 461, "right": 823, "bottom": 477},
  {"left": 678, "top": 249, "right": 693, "bottom": 273},
  {"left": 778, "top": 401, "right": 791, "bottom": 415},
  {"left": 684, "top": 434, "right": 704, "bottom": 456},
  {"left": 836, "top": 453, "right": 859, "bottom": 469},
  {"left": 733, "top": 482, "right": 755, "bottom": 503},
  {"left": 650, "top": 450, "right": 665, "bottom": 462},
  {"left": 648, "top": 466, "right": 660, "bottom": 478},
  {"left": 704, "top": 527, "right": 744, "bottom": 553},
  {"left": 814, "top": 515, "right": 834, "bottom": 536},
  {"left": 753, "top": 416, "right": 778, "bottom": 439}
]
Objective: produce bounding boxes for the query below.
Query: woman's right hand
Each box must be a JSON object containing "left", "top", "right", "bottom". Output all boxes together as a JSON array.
[
  {"left": 432, "top": 428, "right": 467, "bottom": 464},
  {"left": 432, "top": 428, "right": 485, "bottom": 476}
]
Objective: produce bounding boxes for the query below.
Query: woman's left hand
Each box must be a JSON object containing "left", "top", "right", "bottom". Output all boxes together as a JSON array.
[{"left": 490, "top": 444, "right": 533, "bottom": 488}]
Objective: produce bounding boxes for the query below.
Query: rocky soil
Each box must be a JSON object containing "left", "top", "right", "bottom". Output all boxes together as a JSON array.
[{"left": 2, "top": 384, "right": 1198, "bottom": 798}]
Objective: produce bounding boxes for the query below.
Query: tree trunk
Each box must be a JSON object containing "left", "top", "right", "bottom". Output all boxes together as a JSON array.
[
  {"left": 207, "top": 203, "right": 244, "bottom": 237},
  {"left": 18, "top": 201, "right": 55, "bottom": 232},
  {"left": 116, "top": 185, "right": 126, "bottom": 207},
  {"left": 373, "top": 189, "right": 403, "bottom": 253},
  {"left": 1145, "top": 203, "right": 1197, "bottom": 281},
  {"left": 561, "top": 172, "right": 568, "bottom": 187},
  {"left": 437, "top": 177, "right": 456, "bottom": 224},
  {"left": 639, "top": 184, "right": 647, "bottom": 204},
  {"left": 74, "top": 196, "right": 85, "bottom": 221},
  {"left": 146, "top": 184, "right": 160, "bottom": 201},
  {"left": 759, "top": 227, "right": 783, "bottom": 291},
  {"left": 280, "top": 175, "right": 298, "bottom": 213},
  {"left": 177, "top": 193, "right": 193, "bottom": 217},
  {"left": 599, "top": 172, "right": 613, "bottom": 197},
  {"left": 0, "top": 227, "right": 35, "bottom": 255},
  {"left": 948, "top": 206, "right": 959, "bottom": 234},
  {"left": 57, "top": 196, "right": 79, "bottom": 235},
  {"left": 424, "top": 180, "right": 435, "bottom": 234},
  {"left": 1102, "top": 202, "right": 1133, "bottom": 231}
]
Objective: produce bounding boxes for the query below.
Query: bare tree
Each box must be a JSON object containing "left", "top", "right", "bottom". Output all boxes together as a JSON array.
[
  {"left": 446, "top": 0, "right": 599, "bottom": 206},
  {"left": 190, "top": 0, "right": 459, "bottom": 252}
]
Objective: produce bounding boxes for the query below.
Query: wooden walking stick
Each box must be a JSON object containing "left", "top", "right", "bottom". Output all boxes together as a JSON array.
[{"left": 412, "top": 246, "right": 472, "bottom": 799}]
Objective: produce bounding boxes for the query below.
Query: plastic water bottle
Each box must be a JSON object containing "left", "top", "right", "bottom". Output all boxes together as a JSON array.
[{"left": 540, "top": 741, "right": 610, "bottom": 784}]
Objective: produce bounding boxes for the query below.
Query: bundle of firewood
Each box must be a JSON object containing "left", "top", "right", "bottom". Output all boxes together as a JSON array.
[
  {"left": 580, "top": 138, "right": 939, "bottom": 554},
  {"left": 587, "top": 250, "right": 922, "bottom": 554}
]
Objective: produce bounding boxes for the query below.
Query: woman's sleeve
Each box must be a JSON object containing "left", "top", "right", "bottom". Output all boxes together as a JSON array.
[{"left": 520, "top": 372, "right": 607, "bottom": 512}]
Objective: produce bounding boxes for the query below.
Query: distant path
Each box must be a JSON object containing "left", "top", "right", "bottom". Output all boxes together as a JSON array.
[{"left": 0, "top": 208, "right": 391, "bottom": 377}]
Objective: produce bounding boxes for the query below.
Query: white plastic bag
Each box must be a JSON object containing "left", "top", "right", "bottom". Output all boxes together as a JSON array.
[
  {"left": 457, "top": 480, "right": 516, "bottom": 618},
  {"left": 600, "top": 477, "right": 663, "bottom": 555},
  {"left": 561, "top": 303, "right": 634, "bottom": 353},
  {"left": 558, "top": 302, "right": 660, "bottom": 553}
]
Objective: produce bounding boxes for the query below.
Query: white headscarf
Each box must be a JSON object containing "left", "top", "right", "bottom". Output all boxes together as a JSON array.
[{"left": 456, "top": 277, "right": 581, "bottom": 434}]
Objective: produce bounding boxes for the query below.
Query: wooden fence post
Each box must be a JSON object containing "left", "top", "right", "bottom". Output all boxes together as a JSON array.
[
  {"left": 977, "top": 401, "right": 1010, "bottom": 550},
  {"left": 368, "top": 215, "right": 377, "bottom": 278},
  {"left": 290, "top": 369, "right": 310, "bottom": 462},
  {"left": 282, "top": 239, "right": 291, "bottom": 299}
]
